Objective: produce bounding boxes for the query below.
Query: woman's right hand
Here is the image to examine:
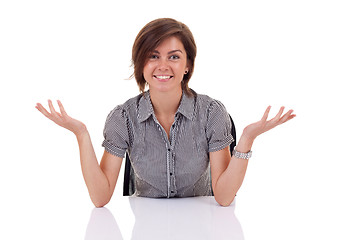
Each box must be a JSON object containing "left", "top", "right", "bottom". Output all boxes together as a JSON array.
[{"left": 36, "top": 100, "right": 87, "bottom": 137}]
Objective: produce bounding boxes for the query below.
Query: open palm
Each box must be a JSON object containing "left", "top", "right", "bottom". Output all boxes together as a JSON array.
[
  {"left": 242, "top": 106, "right": 296, "bottom": 141},
  {"left": 35, "top": 100, "right": 87, "bottom": 136}
]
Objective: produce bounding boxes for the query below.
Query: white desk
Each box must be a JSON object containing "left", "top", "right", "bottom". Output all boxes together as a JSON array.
[{"left": 85, "top": 196, "right": 244, "bottom": 240}]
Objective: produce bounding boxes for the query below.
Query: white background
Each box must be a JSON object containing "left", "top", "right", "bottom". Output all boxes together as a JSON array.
[{"left": 1, "top": 0, "right": 359, "bottom": 239}]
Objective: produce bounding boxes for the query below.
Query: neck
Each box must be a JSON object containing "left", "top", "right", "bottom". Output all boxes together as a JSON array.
[{"left": 149, "top": 87, "right": 183, "bottom": 117}]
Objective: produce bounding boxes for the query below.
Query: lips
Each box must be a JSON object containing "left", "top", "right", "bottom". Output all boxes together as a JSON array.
[{"left": 153, "top": 75, "right": 173, "bottom": 82}]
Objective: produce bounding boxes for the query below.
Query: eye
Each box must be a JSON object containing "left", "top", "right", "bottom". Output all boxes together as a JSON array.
[
  {"left": 149, "top": 54, "right": 159, "bottom": 59},
  {"left": 169, "top": 55, "right": 180, "bottom": 60}
]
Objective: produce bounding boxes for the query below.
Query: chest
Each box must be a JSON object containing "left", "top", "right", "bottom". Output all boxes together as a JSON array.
[
  {"left": 128, "top": 115, "right": 210, "bottom": 197},
  {"left": 128, "top": 112, "right": 209, "bottom": 158},
  {"left": 156, "top": 115, "right": 175, "bottom": 139}
]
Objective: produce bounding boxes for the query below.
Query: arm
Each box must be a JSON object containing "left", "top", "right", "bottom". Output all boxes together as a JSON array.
[
  {"left": 36, "top": 100, "right": 122, "bottom": 207},
  {"left": 210, "top": 106, "right": 296, "bottom": 206},
  {"left": 77, "top": 132, "right": 123, "bottom": 207}
]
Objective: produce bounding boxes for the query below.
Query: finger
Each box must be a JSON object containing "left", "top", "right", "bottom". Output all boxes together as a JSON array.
[
  {"left": 35, "top": 103, "right": 51, "bottom": 118},
  {"left": 279, "top": 110, "right": 294, "bottom": 124},
  {"left": 48, "top": 100, "right": 61, "bottom": 118},
  {"left": 284, "top": 114, "right": 296, "bottom": 123},
  {"left": 57, "top": 100, "right": 68, "bottom": 116},
  {"left": 261, "top": 106, "right": 271, "bottom": 122},
  {"left": 273, "top": 106, "right": 285, "bottom": 121}
]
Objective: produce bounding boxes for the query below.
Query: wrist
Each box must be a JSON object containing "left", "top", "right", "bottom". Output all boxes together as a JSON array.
[
  {"left": 236, "top": 134, "right": 254, "bottom": 153},
  {"left": 74, "top": 126, "right": 89, "bottom": 140}
]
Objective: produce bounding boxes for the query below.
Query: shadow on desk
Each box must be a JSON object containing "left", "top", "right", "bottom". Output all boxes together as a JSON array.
[{"left": 85, "top": 196, "right": 244, "bottom": 240}]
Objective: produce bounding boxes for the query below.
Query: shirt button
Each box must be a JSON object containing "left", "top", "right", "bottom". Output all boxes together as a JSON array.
[
  {"left": 171, "top": 191, "right": 174, "bottom": 193},
  {"left": 167, "top": 148, "right": 171, "bottom": 151},
  {"left": 170, "top": 172, "right": 173, "bottom": 176}
]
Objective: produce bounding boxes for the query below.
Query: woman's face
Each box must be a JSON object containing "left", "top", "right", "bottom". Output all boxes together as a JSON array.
[{"left": 143, "top": 36, "right": 189, "bottom": 94}]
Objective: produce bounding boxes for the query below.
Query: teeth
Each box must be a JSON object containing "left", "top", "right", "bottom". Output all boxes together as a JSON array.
[{"left": 155, "top": 75, "right": 171, "bottom": 79}]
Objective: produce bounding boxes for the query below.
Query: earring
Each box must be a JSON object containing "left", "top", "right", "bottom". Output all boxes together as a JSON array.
[{"left": 185, "top": 70, "right": 188, "bottom": 74}]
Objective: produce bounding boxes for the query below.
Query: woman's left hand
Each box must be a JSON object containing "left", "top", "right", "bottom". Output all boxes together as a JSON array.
[{"left": 242, "top": 106, "right": 296, "bottom": 142}]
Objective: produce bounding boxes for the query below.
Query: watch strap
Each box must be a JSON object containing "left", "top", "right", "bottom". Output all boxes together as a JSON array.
[{"left": 232, "top": 149, "right": 252, "bottom": 159}]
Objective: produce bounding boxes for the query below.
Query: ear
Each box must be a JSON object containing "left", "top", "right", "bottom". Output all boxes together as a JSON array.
[{"left": 185, "top": 67, "right": 189, "bottom": 74}]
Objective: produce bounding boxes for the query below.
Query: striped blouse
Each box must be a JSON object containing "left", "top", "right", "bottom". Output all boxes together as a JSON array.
[{"left": 102, "top": 89, "right": 234, "bottom": 198}]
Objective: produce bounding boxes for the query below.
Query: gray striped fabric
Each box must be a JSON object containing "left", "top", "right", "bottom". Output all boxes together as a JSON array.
[{"left": 102, "top": 90, "right": 234, "bottom": 198}]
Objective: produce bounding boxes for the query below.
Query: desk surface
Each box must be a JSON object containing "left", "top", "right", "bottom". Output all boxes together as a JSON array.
[
  {"left": 85, "top": 196, "right": 244, "bottom": 240},
  {"left": 2, "top": 187, "right": 360, "bottom": 240},
  {"left": 2, "top": 171, "right": 360, "bottom": 240}
]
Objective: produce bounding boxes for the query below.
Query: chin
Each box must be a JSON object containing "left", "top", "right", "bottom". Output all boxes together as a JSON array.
[{"left": 150, "top": 84, "right": 181, "bottom": 94}]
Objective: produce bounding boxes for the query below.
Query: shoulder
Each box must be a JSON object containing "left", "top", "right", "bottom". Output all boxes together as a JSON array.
[
  {"left": 105, "top": 93, "right": 143, "bottom": 121},
  {"left": 193, "top": 90, "right": 227, "bottom": 113}
]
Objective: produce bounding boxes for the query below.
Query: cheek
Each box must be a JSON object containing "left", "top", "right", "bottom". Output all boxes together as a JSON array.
[
  {"left": 143, "top": 61, "right": 156, "bottom": 72},
  {"left": 142, "top": 64, "right": 152, "bottom": 79}
]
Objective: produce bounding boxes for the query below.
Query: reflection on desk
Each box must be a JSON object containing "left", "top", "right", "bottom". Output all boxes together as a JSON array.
[
  {"left": 84, "top": 207, "right": 123, "bottom": 240},
  {"left": 85, "top": 196, "right": 244, "bottom": 240}
]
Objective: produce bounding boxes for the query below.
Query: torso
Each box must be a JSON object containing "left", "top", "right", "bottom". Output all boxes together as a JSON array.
[{"left": 102, "top": 90, "right": 233, "bottom": 198}]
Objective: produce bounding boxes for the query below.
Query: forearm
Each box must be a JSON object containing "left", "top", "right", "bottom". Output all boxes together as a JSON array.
[
  {"left": 213, "top": 136, "right": 253, "bottom": 206},
  {"left": 76, "top": 130, "right": 111, "bottom": 207},
  {"left": 213, "top": 106, "right": 295, "bottom": 206}
]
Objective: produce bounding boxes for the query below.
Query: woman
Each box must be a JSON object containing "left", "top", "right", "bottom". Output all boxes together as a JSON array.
[{"left": 36, "top": 18, "right": 295, "bottom": 207}]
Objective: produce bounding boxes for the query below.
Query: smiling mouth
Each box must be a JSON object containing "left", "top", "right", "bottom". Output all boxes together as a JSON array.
[{"left": 153, "top": 75, "right": 173, "bottom": 81}]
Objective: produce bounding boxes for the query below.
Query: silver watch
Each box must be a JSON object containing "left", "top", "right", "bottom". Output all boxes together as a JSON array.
[{"left": 232, "top": 149, "right": 252, "bottom": 159}]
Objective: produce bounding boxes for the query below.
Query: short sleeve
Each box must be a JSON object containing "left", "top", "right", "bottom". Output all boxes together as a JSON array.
[
  {"left": 102, "top": 105, "right": 130, "bottom": 158},
  {"left": 206, "top": 100, "right": 234, "bottom": 152}
]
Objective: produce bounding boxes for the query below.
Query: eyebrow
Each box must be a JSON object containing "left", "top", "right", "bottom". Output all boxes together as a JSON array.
[{"left": 152, "top": 50, "right": 183, "bottom": 54}]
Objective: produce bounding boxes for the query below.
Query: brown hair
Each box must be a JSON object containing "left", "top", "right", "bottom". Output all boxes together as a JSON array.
[{"left": 132, "top": 18, "right": 197, "bottom": 96}]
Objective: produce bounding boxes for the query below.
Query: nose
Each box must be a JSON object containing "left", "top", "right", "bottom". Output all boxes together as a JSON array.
[{"left": 157, "top": 57, "right": 169, "bottom": 71}]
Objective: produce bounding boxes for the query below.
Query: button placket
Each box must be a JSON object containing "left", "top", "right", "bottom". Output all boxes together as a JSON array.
[
  {"left": 153, "top": 114, "right": 179, "bottom": 198},
  {"left": 153, "top": 115, "right": 172, "bottom": 197},
  {"left": 166, "top": 145, "right": 172, "bottom": 197},
  {"left": 168, "top": 117, "right": 179, "bottom": 197}
]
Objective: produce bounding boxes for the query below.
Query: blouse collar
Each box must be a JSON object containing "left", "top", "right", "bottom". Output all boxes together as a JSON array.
[{"left": 137, "top": 90, "right": 195, "bottom": 122}]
